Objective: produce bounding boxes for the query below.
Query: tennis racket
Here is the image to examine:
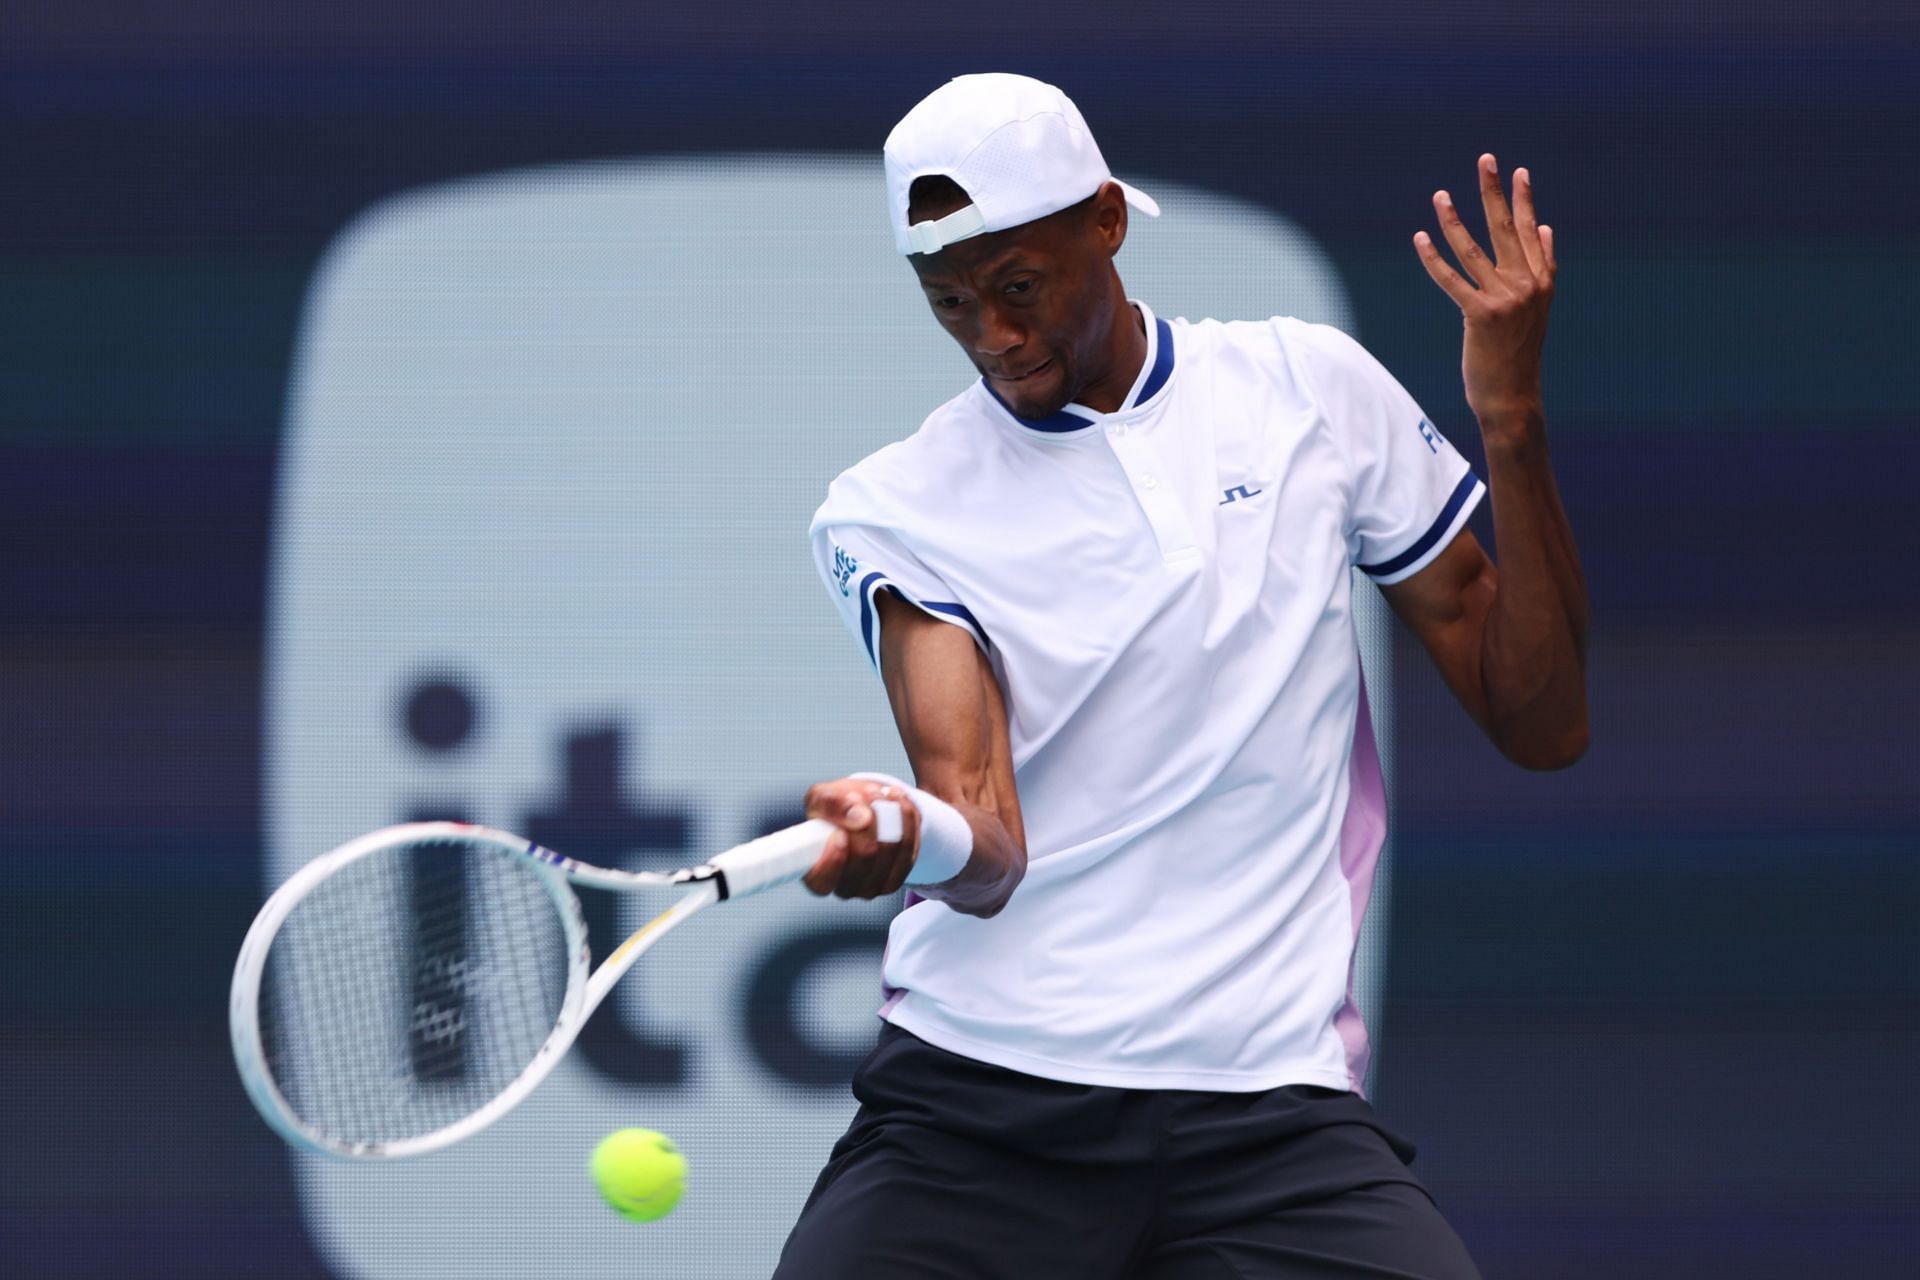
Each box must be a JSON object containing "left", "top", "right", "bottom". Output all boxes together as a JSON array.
[{"left": 230, "top": 810, "right": 896, "bottom": 1160}]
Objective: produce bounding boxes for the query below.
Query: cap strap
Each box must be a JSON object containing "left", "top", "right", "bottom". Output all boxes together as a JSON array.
[{"left": 905, "top": 203, "right": 987, "bottom": 256}]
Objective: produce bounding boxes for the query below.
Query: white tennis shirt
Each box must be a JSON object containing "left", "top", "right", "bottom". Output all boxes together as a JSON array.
[{"left": 810, "top": 301, "right": 1484, "bottom": 1094}]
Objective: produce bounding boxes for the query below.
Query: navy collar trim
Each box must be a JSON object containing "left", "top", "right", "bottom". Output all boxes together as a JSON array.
[
  {"left": 1136, "top": 316, "right": 1175, "bottom": 405},
  {"left": 983, "top": 312, "right": 1175, "bottom": 434}
]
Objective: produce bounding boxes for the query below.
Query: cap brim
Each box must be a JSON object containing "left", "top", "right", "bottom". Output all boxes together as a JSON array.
[{"left": 1116, "top": 179, "right": 1160, "bottom": 218}]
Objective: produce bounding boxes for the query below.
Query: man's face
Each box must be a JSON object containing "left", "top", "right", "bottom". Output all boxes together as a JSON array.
[{"left": 907, "top": 189, "right": 1125, "bottom": 420}]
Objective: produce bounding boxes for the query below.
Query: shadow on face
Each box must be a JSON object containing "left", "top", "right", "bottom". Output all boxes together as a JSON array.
[{"left": 904, "top": 177, "right": 1135, "bottom": 419}]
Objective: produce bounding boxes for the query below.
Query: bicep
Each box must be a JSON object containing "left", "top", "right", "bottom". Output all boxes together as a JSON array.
[
  {"left": 1378, "top": 528, "right": 1499, "bottom": 735},
  {"left": 873, "top": 590, "right": 1025, "bottom": 848}
]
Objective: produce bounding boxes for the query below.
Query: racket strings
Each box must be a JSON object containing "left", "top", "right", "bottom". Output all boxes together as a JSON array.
[{"left": 258, "top": 837, "right": 573, "bottom": 1149}]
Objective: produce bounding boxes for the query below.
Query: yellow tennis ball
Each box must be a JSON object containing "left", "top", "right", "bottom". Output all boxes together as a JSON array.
[{"left": 590, "top": 1128, "right": 687, "bottom": 1223}]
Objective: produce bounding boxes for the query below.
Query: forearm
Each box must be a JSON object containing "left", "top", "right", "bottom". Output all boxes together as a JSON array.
[
  {"left": 1477, "top": 407, "right": 1591, "bottom": 768},
  {"left": 871, "top": 591, "right": 1030, "bottom": 916}
]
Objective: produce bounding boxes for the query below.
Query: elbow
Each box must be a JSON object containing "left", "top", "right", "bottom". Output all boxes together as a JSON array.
[
  {"left": 1536, "top": 729, "right": 1590, "bottom": 772},
  {"left": 961, "top": 896, "right": 1013, "bottom": 920},
  {"left": 972, "top": 849, "right": 1030, "bottom": 919},
  {"left": 949, "top": 841, "right": 1028, "bottom": 919},
  {"left": 1500, "top": 717, "right": 1590, "bottom": 771}
]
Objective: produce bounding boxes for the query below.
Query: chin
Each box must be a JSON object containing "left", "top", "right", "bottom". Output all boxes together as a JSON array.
[
  {"left": 1008, "top": 367, "right": 1076, "bottom": 419},
  {"left": 1011, "top": 389, "right": 1071, "bottom": 419}
]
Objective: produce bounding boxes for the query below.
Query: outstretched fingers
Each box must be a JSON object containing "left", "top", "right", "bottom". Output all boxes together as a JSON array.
[
  {"left": 1511, "top": 167, "right": 1548, "bottom": 279},
  {"left": 1476, "top": 153, "right": 1528, "bottom": 270},
  {"left": 1419, "top": 156, "right": 1558, "bottom": 308},
  {"left": 1415, "top": 155, "right": 1559, "bottom": 420},
  {"left": 1432, "top": 189, "right": 1505, "bottom": 297},
  {"left": 1414, "top": 229, "right": 1479, "bottom": 308}
]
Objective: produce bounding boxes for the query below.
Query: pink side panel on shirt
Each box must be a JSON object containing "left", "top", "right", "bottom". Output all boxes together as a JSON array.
[
  {"left": 1333, "top": 666, "right": 1389, "bottom": 1099},
  {"left": 872, "top": 722, "right": 1390, "bottom": 1082}
]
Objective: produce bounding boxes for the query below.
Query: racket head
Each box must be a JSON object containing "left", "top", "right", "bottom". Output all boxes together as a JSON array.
[{"left": 230, "top": 822, "right": 590, "bottom": 1159}]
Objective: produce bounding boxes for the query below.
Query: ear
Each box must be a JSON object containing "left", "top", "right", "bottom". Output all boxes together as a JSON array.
[{"left": 1091, "top": 180, "right": 1129, "bottom": 257}]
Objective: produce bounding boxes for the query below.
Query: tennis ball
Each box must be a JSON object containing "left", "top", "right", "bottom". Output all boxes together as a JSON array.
[{"left": 590, "top": 1128, "right": 687, "bottom": 1223}]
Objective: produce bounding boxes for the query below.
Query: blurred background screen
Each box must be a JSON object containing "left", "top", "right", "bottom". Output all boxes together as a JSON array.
[{"left": 2, "top": 4, "right": 1915, "bottom": 1278}]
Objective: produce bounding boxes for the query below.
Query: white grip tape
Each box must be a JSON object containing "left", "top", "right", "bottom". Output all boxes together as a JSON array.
[
  {"left": 706, "top": 819, "right": 836, "bottom": 899},
  {"left": 850, "top": 772, "right": 974, "bottom": 887}
]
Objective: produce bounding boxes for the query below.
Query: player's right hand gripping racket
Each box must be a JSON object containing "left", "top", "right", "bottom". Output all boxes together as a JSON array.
[{"left": 229, "top": 815, "right": 880, "bottom": 1160}]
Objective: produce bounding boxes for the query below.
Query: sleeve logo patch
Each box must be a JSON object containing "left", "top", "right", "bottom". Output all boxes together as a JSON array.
[
  {"left": 831, "top": 544, "right": 859, "bottom": 596},
  {"left": 1417, "top": 417, "right": 1442, "bottom": 454}
]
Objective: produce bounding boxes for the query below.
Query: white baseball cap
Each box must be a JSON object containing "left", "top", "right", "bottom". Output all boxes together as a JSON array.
[{"left": 884, "top": 73, "right": 1160, "bottom": 257}]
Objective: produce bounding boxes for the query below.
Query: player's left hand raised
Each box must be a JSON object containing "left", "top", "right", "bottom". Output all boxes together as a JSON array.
[{"left": 1414, "top": 154, "right": 1557, "bottom": 432}]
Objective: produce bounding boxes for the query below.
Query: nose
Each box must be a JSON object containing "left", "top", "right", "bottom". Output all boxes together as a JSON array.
[{"left": 971, "top": 301, "right": 1024, "bottom": 359}]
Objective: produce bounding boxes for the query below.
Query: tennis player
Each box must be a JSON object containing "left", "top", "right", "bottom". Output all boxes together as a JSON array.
[{"left": 779, "top": 73, "right": 1588, "bottom": 1278}]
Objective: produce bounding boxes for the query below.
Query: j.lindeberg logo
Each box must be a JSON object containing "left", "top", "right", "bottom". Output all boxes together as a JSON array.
[{"left": 1219, "top": 484, "right": 1264, "bottom": 505}]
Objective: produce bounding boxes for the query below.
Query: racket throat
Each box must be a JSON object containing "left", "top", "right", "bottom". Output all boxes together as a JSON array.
[{"left": 690, "top": 864, "right": 731, "bottom": 901}]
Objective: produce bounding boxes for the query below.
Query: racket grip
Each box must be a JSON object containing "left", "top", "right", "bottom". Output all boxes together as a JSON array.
[{"left": 707, "top": 819, "right": 836, "bottom": 899}]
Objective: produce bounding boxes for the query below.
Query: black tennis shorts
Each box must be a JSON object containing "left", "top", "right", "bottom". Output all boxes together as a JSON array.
[{"left": 773, "top": 1023, "right": 1482, "bottom": 1279}]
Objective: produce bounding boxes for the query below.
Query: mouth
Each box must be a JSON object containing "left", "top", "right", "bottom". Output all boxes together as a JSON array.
[{"left": 992, "top": 358, "right": 1053, "bottom": 384}]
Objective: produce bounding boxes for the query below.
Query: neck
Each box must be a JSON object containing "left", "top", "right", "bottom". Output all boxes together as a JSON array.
[{"left": 1073, "top": 296, "right": 1148, "bottom": 415}]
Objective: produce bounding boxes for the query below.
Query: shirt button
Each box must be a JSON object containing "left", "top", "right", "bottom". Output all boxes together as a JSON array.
[
  {"left": 1112, "top": 424, "right": 1129, "bottom": 438},
  {"left": 1141, "top": 474, "right": 1158, "bottom": 489}
]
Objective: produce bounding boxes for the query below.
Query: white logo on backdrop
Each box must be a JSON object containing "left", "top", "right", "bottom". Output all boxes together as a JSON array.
[{"left": 267, "top": 154, "right": 1387, "bottom": 1279}]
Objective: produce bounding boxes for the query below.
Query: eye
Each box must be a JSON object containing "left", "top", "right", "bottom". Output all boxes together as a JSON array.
[
  {"left": 1005, "top": 278, "right": 1035, "bottom": 295},
  {"left": 934, "top": 295, "right": 966, "bottom": 310}
]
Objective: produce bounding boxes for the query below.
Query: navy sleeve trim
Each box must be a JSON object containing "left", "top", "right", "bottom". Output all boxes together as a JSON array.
[
  {"left": 856, "top": 570, "right": 888, "bottom": 667},
  {"left": 857, "top": 573, "right": 989, "bottom": 670},
  {"left": 1357, "top": 469, "right": 1480, "bottom": 580},
  {"left": 920, "top": 601, "right": 991, "bottom": 651}
]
